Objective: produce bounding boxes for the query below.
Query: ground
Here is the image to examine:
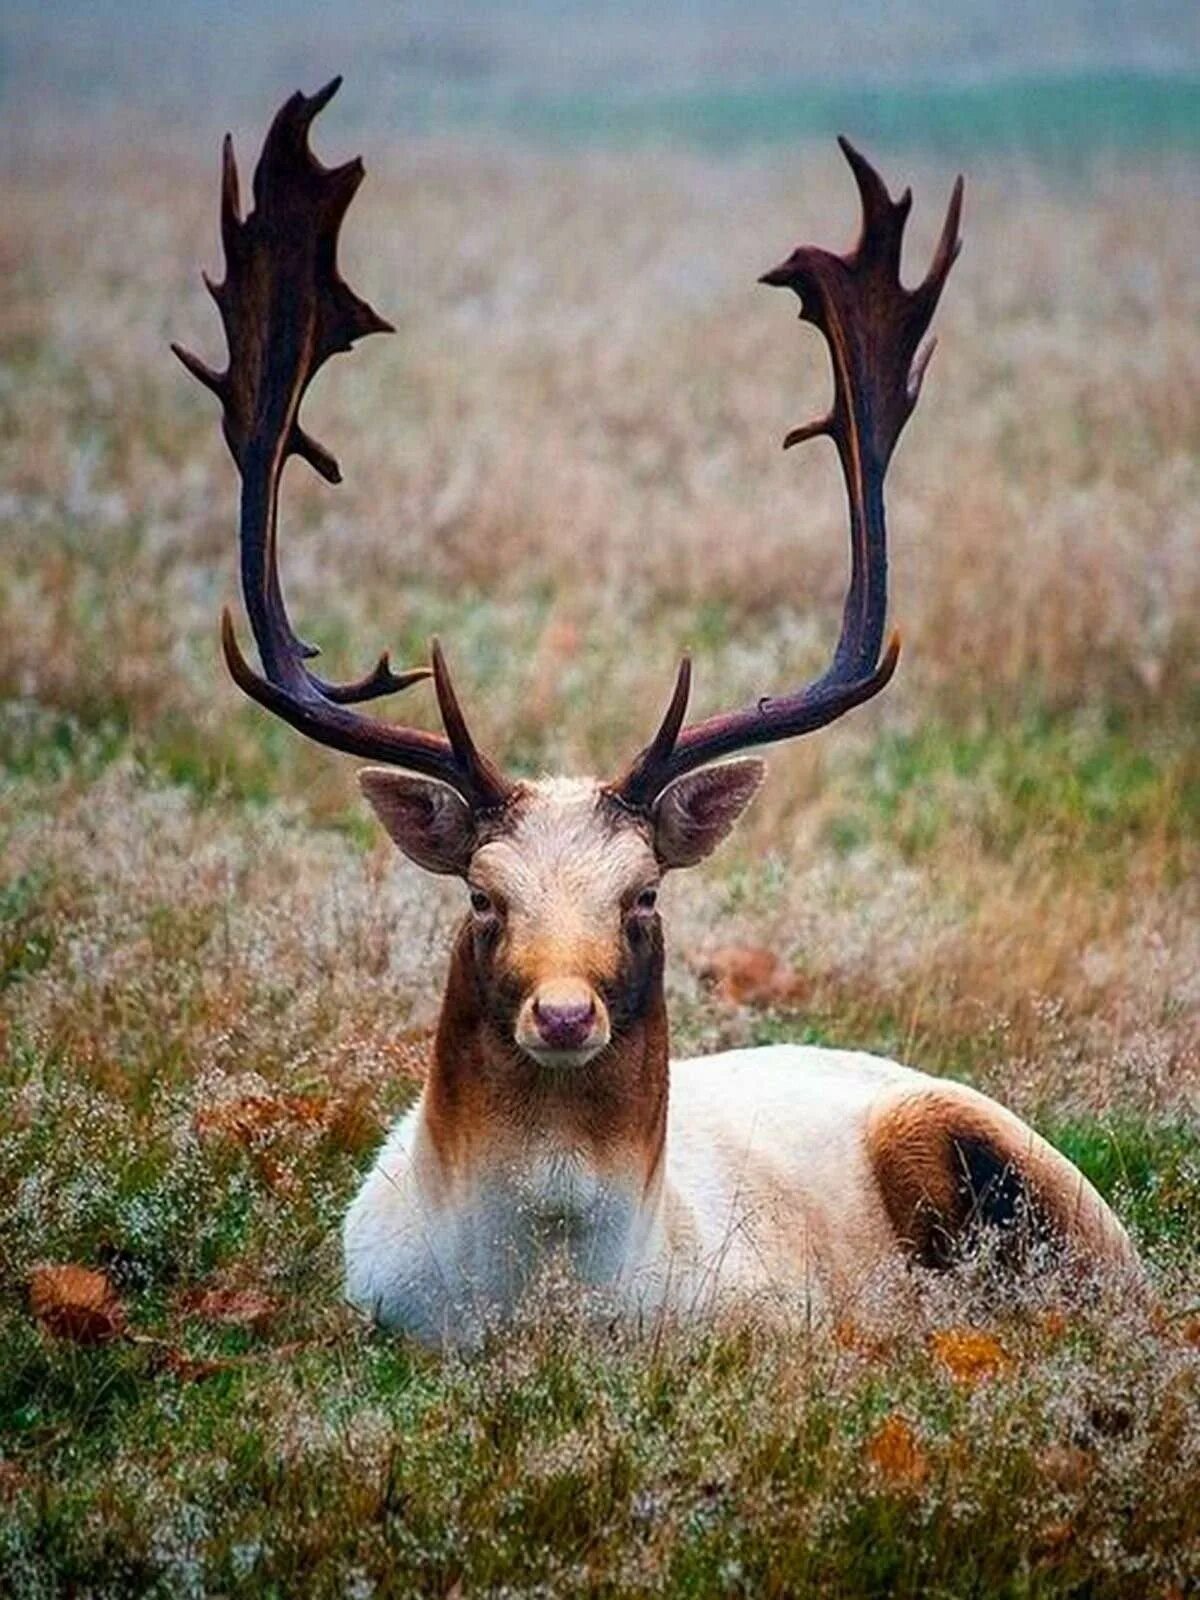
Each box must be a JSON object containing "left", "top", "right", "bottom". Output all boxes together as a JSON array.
[{"left": 1, "top": 113, "right": 1198, "bottom": 1595}]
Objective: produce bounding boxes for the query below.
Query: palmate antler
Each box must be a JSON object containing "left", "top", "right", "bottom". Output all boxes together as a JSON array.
[
  {"left": 172, "top": 78, "right": 514, "bottom": 813},
  {"left": 613, "top": 139, "right": 963, "bottom": 809},
  {"left": 177, "top": 86, "right": 960, "bottom": 821}
]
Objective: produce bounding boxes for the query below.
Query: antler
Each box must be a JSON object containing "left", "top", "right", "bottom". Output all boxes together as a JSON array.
[
  {"left": 172, "top": 79, "right": 513, "bottom": 812},
  {"left": 613, "top": 139, "right": 963, "bottom": 809}
]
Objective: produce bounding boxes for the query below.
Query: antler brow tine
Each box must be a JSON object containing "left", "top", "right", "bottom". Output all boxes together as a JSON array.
[
  {"left": 612, "top": 140, "right": 963, "bottom": 809},
  {"left": 173, "top": 79, "right": 513, "bottom": 811}
]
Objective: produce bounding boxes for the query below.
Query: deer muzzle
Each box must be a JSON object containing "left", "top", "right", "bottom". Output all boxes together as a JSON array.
[{"left": 516, "top": 978, "right": 610, "bottom": 1066}]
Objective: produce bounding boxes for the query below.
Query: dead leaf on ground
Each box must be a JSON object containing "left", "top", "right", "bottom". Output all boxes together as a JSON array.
[
  {"left": 833, "top": 1319, "right": 894, "bottom": 1362},
  {"left": 28, "top": 1264, "right": 126, "bottom": 1346},
  {"left": 865, "top": 1413, "right": 929, "bottom": 1491},
  {"left": 179, "top": 1286, "right": 280, "bottom": 1333},
  {"left": 1032, "top": 1519, "right": 1076, "bottom": 1565},
  {"left": 930, "top": 1327, "right": 1009, "bottom": 1383},
  {"left": 193, "top": 1088, "right": 383, "bottom": 1156},
  {"left": 1038, "top": 1307, "right": 1070, "bottom": 1342},
  {"left": 698, "top": 946, "right": 808, "bottom": 1008},
  {"left": 0, "top": 1460, "right": 26, "bottom": 1499},
  {"left": 157, "top": 1347, "right": 237, "bottom": 1383}
]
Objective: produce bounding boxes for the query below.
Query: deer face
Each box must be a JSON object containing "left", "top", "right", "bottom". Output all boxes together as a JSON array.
[{"left": 360, "top": 762, "right": 764, "bottom": 1068}]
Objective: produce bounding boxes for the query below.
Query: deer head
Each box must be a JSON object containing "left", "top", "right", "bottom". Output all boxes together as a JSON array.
[{"left": 174, "top": 81, "right": 962, "bottom": 1077}]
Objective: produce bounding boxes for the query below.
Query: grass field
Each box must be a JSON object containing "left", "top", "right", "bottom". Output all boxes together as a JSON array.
[{"left": 1, "top": 84, "right": 1198, "bottom": 1596}]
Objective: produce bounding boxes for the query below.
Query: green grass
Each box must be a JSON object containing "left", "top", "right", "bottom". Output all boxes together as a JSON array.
[
  {"left": 1049, "top": 1120, "right": 1200, "bottom": 1262},
  {"left": 3, "top": 924, "right": 1197, "bottom": 1596},
  {"left": 0, "top": 872, "right": 56, "bottom": 991},
  {"left": 1, "top": 1273, "right": 1196, "bottom": 1596},
  {"left": 826, "top": 710, "right": 1198, "bottom": 873},
  {"left": 2, "top": 620, "right": 1197, "bottom": 1599}
]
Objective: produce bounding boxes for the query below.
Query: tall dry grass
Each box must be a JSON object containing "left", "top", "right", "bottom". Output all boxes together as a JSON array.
[{"left": 3, "top": 139, "right": 1197, "bottom": 733}]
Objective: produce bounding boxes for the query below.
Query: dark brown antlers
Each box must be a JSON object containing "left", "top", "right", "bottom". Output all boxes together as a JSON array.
[
  {"left": 613, "top": 138, "right": 963, "bottom": 810},
  {"left": 176, "top": 90, "right": 959, "bottom": 821},
  {"left": 172, "top": 79, "right": 514, "bottom": 813}
]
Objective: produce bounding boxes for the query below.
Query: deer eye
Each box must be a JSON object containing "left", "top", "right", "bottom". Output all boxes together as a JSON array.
[
  {"left": 469, "top": 888, "right": 494, "bottom": 917},
  {"left": 634, "top": 886, "right": 659, "bottom": 914}
]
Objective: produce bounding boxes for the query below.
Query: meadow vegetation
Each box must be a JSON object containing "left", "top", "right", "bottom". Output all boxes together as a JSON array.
[{"left": 1, "top": 119, "right": 1197, "bottom": 1594}]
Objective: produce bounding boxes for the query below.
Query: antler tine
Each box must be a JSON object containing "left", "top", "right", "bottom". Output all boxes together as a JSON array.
[
  {"left": 616, "top": 657, "right": 692, "bottom": 811},
  {"left": 915, "top": 171, "right": 965, "bottom": 318},
  {"left": 175, "top": 80, "right": 514, "bottom": 812},
  {"left": 838, "top": 134, "right": 911, "bottom": 280},
  {"left": 430, "top": 639, "right": 514, "bottom": 805},
  {"left": 613, "top": 141, "right": 963, "bottom": 810}
]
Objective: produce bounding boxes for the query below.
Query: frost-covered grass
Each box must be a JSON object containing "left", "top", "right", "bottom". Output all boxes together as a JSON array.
[{"left": 1, "top": 123, "right": 1198, "bottom": 1595}]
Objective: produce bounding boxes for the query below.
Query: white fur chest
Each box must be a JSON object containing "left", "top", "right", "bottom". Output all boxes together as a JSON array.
[
  {"left": 456, "top": 1143, "right": 645, "bottom": 1307},
  {"left": 342, "top": 1105, "right": 648, "bottom": 1344}
]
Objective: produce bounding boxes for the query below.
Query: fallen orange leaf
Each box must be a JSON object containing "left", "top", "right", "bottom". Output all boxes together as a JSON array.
[
  {"left": 1032, "top": 1519, "right": 1076, "bottom": 1565},
  {"left": 1038, "top": 1307, "right": 1070, "bottom": 1342},
  {"left": 28, "top": 1264, "right": 126, "bottom": 1346},
  {"left": 193, "top": 1093, "right": 331, "bottom": 1145},
  {"left": 157, "top": 1347, "right": 239, "bottom": 1383},
  {"left": 833, "top": 1319, "right": 893, "bottom": 1362},
  {"left": 1037, "top": 1444, "right": 1094, "bottom": 1493},
  {"left": 865, "top": 1413, "right": 928, "bottom": 1491},
  {"left": 697, "top": 947, "right": 807, "bottom": 1008},
  {"left": 180, "top": 1286, "right": 279, "bottom": 1333},
  {"left": 930, "top": 1327, "right": 1009, "bottom": 1383}
]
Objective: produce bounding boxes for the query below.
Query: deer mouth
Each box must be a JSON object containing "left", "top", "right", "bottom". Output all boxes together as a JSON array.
[{"left": 519, "top": 1038, "right": 609, "bottom": 1071}]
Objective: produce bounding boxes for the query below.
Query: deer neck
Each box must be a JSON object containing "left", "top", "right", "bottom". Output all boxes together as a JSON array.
[{"left": 422, "top": 924, "right": 671, "bottom": 1209}]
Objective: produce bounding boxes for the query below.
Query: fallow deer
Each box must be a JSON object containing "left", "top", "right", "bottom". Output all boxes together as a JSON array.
[{"left": 175, "top": 81, "right": 1137, "bottom": 1346}]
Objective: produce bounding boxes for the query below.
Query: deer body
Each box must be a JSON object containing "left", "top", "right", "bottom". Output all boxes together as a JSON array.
[
  {"left": 345, "top": 1039, "right": 1134, "bottom": 1346},
  {"left": 177, "top": 85, "right": 1139, "bottom": 1351},
  {"left": 344, "top": 1043, "right": 904, "bottom": 1343}
]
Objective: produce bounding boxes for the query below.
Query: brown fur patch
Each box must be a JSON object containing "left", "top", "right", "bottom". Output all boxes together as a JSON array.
[
  {"left": 424, "top": 921, "right": 670, "bottom": 1193},
  {"left": 866, "top": 1084, "right": 1137, "bottom": 1273}
]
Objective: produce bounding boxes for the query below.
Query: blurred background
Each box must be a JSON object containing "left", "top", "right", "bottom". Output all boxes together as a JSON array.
[
  {"left": 7, "top": 0, "right": 1200, "bottom": 149},
  {"left": 2, "top": 0, "right": 1197, "bottom": 1046}
]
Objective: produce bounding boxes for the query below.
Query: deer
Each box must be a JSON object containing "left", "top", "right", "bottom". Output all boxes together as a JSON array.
[{"left": 174, "top": 81, "right": 1137, "bottom": 1346}]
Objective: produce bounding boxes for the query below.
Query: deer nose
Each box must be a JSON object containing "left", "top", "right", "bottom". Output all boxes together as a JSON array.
[
  {"left": 533, "top": 991, "right": 597, "bottom": 1051},
  {"left": 516, "top": 978, "right": 611, "bottom": 1064}
]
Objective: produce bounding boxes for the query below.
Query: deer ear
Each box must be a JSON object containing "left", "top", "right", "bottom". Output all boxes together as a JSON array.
[
  {"left": 652, "top": 759, "right": 765, "bottom": 869},
  {"left": 359, "top": 770, "right": 475, "bottom": 877}
]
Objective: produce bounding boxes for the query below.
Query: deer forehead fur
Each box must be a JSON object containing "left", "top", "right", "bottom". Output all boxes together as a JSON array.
[{"left": 469, "top": 779, "right": 658, "bottom": 971}]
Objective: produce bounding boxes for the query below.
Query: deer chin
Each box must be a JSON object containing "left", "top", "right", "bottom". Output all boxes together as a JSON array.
[{"left": 518, "top": 1039, "right": 610, "bottom": 1072}]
